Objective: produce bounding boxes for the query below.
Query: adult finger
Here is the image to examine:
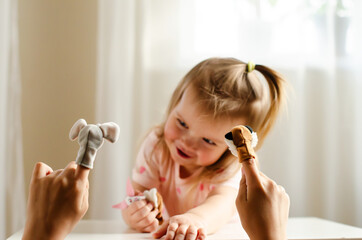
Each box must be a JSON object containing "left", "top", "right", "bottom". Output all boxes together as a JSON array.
[
  {"left": 81, "top": 184, "right": 89, "bottom": 216},
  {"left": 62, "top": 161, "right": 77, "bottom": 178},
  {"left": 44, "top": 168, "right": 63, "bottom": 179},
  {"left": 241, "top": 158, "right": 262, "bottom": 189},
  {"left": 238, "top": 168, "right": 247, "bottom": 201},
  {"left": 285, "top": 192, "right": 291, "bottom": 211},
  {"left": 259, "top": 171, "right": 272, "bottom": 184},
  {"left": 279, "top": 185, "right": 290, "bottom": 205},
  {"left": 263, "top": 177, "right": 279, "bottom": 194},
  {"left": 75, "top": 164, "right": 90, "bottom": 181},
  {"left": 31, "top": 162, "right": 53, "bottom": 183}
]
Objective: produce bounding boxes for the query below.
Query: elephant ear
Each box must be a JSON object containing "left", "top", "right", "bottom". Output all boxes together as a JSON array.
[
  {"left": 69, "top": 119, "right": 87, "bottom": 140},
  {"left": 98, "top": 122, "right": 120, "bottom": 143}
]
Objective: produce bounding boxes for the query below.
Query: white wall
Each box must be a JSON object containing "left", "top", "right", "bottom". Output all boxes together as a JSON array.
[{"left": 18, "top": 0, "right": 97, "bottom": 203}]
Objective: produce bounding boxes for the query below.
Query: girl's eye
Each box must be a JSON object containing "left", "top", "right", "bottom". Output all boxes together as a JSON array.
[
  {"left": 177, "top": 118, "right": 188, "bottom": 129},
  {"left": 203, "top": 138, "right": 216, "bottom": 145}
]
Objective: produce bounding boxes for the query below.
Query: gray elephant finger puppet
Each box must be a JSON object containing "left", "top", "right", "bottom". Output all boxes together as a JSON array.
[{"left": 69, "top": 118, "right": 120, "bottom": 169}]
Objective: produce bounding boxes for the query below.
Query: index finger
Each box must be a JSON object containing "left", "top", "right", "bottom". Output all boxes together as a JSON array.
[
  {"left": 31, "top": 162, "right": 53, "bottom": 183},
  {"left": 241, "top": 158, "right": 263, "bottom": 189},
  {"left": 75, "top": 164, "right": 90, "bottom": 180}
]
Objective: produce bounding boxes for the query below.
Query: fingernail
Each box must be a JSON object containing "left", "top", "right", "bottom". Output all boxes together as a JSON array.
[
  {"left": 242, "top": 158, "right": 254, "bottom": 165},
  {"left": 147, "top": 203, "right": 155, "bottom": 210},
  {"left": 152, "top": 233, "right": 160, "bottom": 239}
]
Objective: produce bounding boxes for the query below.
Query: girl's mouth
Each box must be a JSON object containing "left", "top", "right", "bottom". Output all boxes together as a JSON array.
[{"left": 177, "top": 148, "right": 191, "bottom": 158}]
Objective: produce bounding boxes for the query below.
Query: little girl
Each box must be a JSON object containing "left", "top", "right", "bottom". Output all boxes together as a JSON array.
[{"left": 121, "top": 57, "right": 286, "bottom": 240}]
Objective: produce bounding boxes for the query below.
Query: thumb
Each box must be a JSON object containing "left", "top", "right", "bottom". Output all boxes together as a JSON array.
[
  {"left": 241, "top": 158, "right": 262, "bottom": 189},
  {"left": 75, "top": 164, "right": 90, "bottom": 181},
  {"left": 238, "top": 167, "right": 247, "bottom": 201},
  {"left": 152, "top": 220, "right": 169, "bottom": 239}
]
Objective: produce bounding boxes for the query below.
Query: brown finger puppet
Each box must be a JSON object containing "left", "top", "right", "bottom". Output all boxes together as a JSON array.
[
  {"left": 69, "top": 119, "right": 120, "bottom": 169},
  {"left": 112, "top": 179, "right": 164, "bottom": 225},
  {"left": 224, "top": 125, "right": 258, "bottom": 162},
  {"left": 143, "top": 188, "right": 164, "bottom": 224}
]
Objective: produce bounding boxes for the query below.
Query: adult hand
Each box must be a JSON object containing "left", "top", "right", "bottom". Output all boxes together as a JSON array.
[
  {"left": 23, "top": 161, "right": 90, "bottom": 240},
  {"left": 236, "top": 158, "right": 290, "bottom": 240}
]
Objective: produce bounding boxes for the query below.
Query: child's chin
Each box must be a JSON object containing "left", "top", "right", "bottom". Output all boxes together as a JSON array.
[{"left": 172, "top": 152, "right": 193, "bottom": 166}]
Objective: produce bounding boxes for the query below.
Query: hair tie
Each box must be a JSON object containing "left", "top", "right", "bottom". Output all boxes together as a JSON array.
[{"left": 247, "top": 61, "right": 255, "bottom": 73}]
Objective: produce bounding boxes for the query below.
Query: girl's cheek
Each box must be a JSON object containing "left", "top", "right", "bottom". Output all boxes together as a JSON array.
[
  {"left": 164, "top": 121, "right": 178, "bottom": 141},
  {"left": 198, "top": 153, "right": 212, "bottom": 166},
  {"left": 199, "top": 149, "right": 222, "bottom": 166}
]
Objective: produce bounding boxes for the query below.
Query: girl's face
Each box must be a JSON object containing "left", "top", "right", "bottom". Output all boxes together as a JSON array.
[{"left": 164, "top": 86, "right": 244, "bottom": 174}]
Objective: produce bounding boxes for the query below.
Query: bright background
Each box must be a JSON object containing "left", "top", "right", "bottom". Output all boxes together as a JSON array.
[{"left": 1, "top": 0, "right": 362, "bottom": 238}]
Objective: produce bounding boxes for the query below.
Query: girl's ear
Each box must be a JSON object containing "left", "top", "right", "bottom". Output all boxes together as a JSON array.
[
  {"left": 98, "top": 122, "right": 120, "bottom": 143},
  {"left": 69, "top": 119, "right": 87, "bottom": 140}
]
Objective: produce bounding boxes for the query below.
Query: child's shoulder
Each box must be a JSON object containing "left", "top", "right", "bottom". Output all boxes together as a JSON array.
[
  {"left": 143, "top": 126, "right": 162, "bottom": 144},
  {"left": 139, "top": 126, "right": 165, "bottom": 158}
]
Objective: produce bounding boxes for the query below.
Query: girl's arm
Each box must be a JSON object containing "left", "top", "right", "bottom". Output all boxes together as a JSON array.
[
  {"left": 187, "top": 185, "right": 238, "bottom": 233},
  {"left": 153, "top": 185, "right": 237, "bottom": 240}
]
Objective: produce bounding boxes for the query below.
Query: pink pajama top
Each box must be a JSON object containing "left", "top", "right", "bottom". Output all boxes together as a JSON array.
[{"left": 132, "top": 130, "right": 241, "bottom": 218}]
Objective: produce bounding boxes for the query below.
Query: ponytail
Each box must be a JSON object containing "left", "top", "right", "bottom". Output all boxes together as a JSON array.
[{"left": 253, "top": 64, "right": 287, "bottom": 146}]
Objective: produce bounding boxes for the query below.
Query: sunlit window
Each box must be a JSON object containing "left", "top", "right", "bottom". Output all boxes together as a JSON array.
[{"left": 181, "top": 0, "right": 356, "bottom": 63}]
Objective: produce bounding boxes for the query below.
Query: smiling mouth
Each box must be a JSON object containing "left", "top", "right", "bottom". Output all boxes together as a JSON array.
[{"left": 177, "top": 148, "right": 191, "bottom": 158}]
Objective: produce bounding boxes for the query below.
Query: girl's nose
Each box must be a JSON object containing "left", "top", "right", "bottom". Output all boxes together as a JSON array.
[{"left": 181, "top": 133, "right": 196, "bottom": 148}]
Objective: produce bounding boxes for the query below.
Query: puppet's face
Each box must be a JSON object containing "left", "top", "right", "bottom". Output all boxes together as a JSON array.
[{"left": 164, "top": 87, "right": 244, "bottom": 175}]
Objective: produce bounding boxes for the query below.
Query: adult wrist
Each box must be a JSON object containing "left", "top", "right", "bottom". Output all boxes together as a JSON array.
[
  {"left": 249, "top": 231, "right": 286, "bottom": 240},
  {"left": 22, "top": 221, "right": 66, "bottom": 240},
  {"left": 23, "top": 231, "right": 66, "bottom": 240}
]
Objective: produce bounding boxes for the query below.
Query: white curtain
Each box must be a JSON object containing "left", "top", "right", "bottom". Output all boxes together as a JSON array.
[
  {"left": 0, "top": 0, "right": 25, "bottom": 238},
  {"left": 93, "top": 0, "right": 362, "bottom": 228},
  {"left": 91, "top": 0, "right": 136, "bottom": 219}
]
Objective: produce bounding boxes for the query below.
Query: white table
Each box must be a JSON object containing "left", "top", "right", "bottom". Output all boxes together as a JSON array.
[{"left": 7, "top": 217, "right": 362, "bottom": 239}]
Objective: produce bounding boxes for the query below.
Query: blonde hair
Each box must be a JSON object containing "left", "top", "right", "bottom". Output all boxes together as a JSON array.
[{"left": 152, "top": 57, "right": 286, "bottom": 184}]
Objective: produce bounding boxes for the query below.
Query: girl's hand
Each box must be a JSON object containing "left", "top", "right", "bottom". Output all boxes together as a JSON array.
[
  {"left": 152, "top": 213, "right": 207, "bottom": 240},
  {"left": 236, "top": 158, "right": 290, "bottom": 240},
  {"left": 121, "top": 198, "right": 160, "bottom": 232},
  {"left": 23, "top": 161, "right": 90, "bottom": 240}
]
